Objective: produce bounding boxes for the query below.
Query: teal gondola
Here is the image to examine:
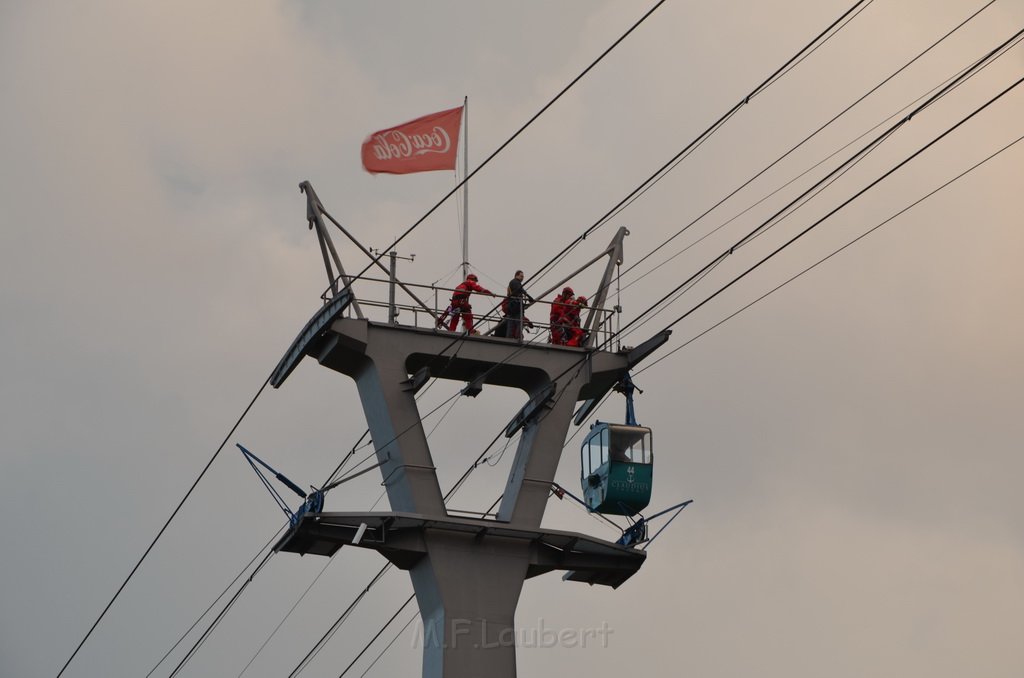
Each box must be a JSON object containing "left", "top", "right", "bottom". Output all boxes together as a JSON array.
[{"left": 580, "top": 422, "right": 653, "bottom": 516}]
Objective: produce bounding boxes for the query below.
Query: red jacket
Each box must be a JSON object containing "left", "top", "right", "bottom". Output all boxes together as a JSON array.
[
  {"left": 451, "top": 280, "right": 490, "bottom": 307},
  {"left": 550, "top": 294, "right": 574, "bottom": 324},
  {"left": 563, "top": 301, "right": 582, "bottom": 328}
]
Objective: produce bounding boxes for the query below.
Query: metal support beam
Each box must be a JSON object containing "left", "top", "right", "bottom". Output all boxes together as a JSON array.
[
  {"left": 389, "top": 250, "right": 398, "bottom": 324},
  {"left": 300, "top": 181, "right": 364, "bottom": 319},
  {"left": 582, "top": 226, "right": 628, "bottom": 345}
]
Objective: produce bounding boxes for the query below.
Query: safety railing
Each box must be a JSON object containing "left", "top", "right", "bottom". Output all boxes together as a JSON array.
[{"left": 318, "top": 273, "right": 619, "bottom": 349}]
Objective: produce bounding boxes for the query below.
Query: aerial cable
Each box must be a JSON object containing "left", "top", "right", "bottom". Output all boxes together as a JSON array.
[
  {"left": 640, "top": 501, "right": 693, "bottom": 551},
  {"left": 324, "top": 368, "right": 448, "bottom": 490},
  {"left": 335, "top": 594, "right": 417, "bottom": 678},
  {"left": 148, "top": 413, "right": 379, "bottom": 675},
  {"left": 289, "top": 431, "right": 499, "bottom": 676},
  {"left": 202, "top": 19, "right": 1020, "bottom": 678},
  {"left": 621, "top": 40, "right": 1020, "bottom": 300},
  {"left": 619, "top": 122, "right": 895, "bottom": 339},
  {"left": 78, "top": 13, "right": 888, "bottom": 671},
  {"left": 486, "top": 432, "right": 517, "bottom": 467},
  {"left": 360, "top": 7, "right": 688, "bottom": 387},
  {"left": 237, "top": 549, "right": 342, "bottom": 677},
  {"left": 309, "top": 357, "right": 625, "bottom": 678},
  {"left": 328, "top": 389, "right": 626, "bottom": 678},
  {"left": 61, "top": 4, "right": 708, "bottom": 673},
  {"left": 616, "top": 30, "right": 1024, "bottom": 340},
  {"left": 588, "top": 0, "right": 890, "bottom": 249},
  {"left": 324, "top": 373, "right": 447, "bottom": 491},
  {"left": 261, "top": 390, "right": 468, "bottom": 675},
  {"left": 618, "top": 0, "right": 998, "bottom": 288},
  {"left": 523, "top": 0, "right": 873, "bottom": 291},
  {"left": 430, "top": 260, "right": 465, "bottom": 291},
  {"left": 644, "top": 73, "right": 1024, "bottom": 347},
  {"left": 355, "top": 499, "right": 689, "bottom": 678},
  {"left": 54, "top": 373, "right": 273, "bottom": 678},
  {"left": 331, "top": 135, "right": 1019, "bottom": 671},
  {"left": 285, "top": 345, "right": 551, "bottom": 675},
  {"left": 181, "top": 376, "right": 503, "bottom": 678},
  {"left": 756, "top": 0, "right": 876, "bottom": 92},
  {"left": 529, "top": 0, "right": 875, "bottom": 284},
  {"left": 635, "top": 130, "right": 1024, "bottom": 378},
  {"left": 291, "top": 360, "right": 595, "bottom": 676},
  {"left": 355, "top": 610, "right": 420, "bottom": 678},
  {"left": 145, "top": 526, "right": 286, "bottom": 678},
  {"left": 288, "top": 563, "right": 396, "bottom": 677},
  {"left": 611, "top": 26, "right": 1024, "bottom": 346},
  {"left": 368, "top": 3, "right": 891, "bottom": 404},
  {"left": 550, "top": 480, "right": 624, "bottom": 533},
  {"left": 322, "top": 429, "right": 371, "bottom": 488},
  {"left": 331, "top": 446, "right": 383, "bottom": 484},
  {"left": 576, "top": 13, "right": 1013, "bottom": 325},
  {"left": 561, "top": 5, "right": 1011, "bottom": 318},
  {"left": 341, "top": 0, "right": 669, "bottom": 291},
  {"left": 278, "top": 336, "right": 565, "bottom": 674},
  {"left": 160, "top": 5, "right": 879, "bottom": 671},
  {"left": 300, "top": 0, "right": 666, "bottom": 376},
  {"left": 166, "top": 383, "right": 456, "bottom": 671},
  {"left": 483, "top": 493, "right": 504, "bottom": 518},
  {"left": 321, "top": 460, "right": 388, "bottom": 494},
  {"left": 164, "top": 373, "right": 460, "bottom": 676},
  {"left": 171, "top": 381, "right": 442, "bottom": 676},
  {"left": 220, "top": 15, "right": 1019, "bottom": 678},
  {"left": 620, "top": 25, "right": 1024, "bottom": 310},
  {"left": 168, "top": 546, "right": 279, "bottom": 678},
  {"left": 621, "top": 256, "right": 729, "bottom": 338}
]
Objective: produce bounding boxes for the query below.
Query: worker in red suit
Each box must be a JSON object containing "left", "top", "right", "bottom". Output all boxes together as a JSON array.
[
  {"left": 442, "top": 273, "right": 492, "bottom": 334},
  {"left": 549, "top": 286, "right": 575, "bottom": 345},
  {"left": 564, "top": 295, "right": 588, "bottom": 347}
]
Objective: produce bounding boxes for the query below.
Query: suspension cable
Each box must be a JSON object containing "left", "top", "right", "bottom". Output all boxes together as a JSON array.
[
  {"left": 618, "top": 0, "right": 997, "bottom": 290},
  {"left": 115, "top": 8, "right": 999, "bottom": 676},
  {"left": 55, "top": 373, "right": 273, "bottom": 678},
  {"left": 145, "top": 526, "right": 286, "bottom": 678},
  {"left": 289, "top": 357, "right": 595, "bottom": 676},
  {"left": 325, "top": 81, "right": 1024, "bottom": 678},
  {"left": 341, "top": 0, "right": 669, "bottom": 293},
  {"left": 612, "top": 27, "right": 1024, "bottom": 346},
  {"left": 168, "top": 546, "right": 279, "bottom": 677},
  {"left": 647, "top": 73, "right": 1024, "bottom": 347},
  {"left": 523, "top": 0, "right": 874, "bottom": 291},
  {"left": 635, "top": 130, "right": 1024, "bottom": 377}
]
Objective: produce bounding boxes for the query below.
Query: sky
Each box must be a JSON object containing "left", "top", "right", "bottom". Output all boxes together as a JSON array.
[{"left": 2, "top": 0, "right": 1024, "bottom": 676}]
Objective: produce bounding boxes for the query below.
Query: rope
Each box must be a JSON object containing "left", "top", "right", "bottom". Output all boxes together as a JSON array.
[
  {"left": 56, "top": 373, "right": 273, "bottom": 678},
  {"left": 636, "top": 130, "right": 1024, "bottom": 377}
]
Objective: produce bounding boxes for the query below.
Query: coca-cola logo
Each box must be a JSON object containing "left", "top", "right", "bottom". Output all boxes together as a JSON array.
[{"left": 370, "top": 126, "right": 452, "bottom": 161}]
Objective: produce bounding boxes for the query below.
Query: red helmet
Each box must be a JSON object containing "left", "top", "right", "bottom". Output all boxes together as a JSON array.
[
  {"left": 562, "top": 286, "right": 574, "bottom": 296},
  {"left": 576, "top": 296, "right": 588, "bottom": 306},
  {"left": 467, "top": 274, "right": 478, "bottom": 282}
]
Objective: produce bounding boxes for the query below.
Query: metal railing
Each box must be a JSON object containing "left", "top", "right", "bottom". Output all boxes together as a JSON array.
[{"left": 318, "top": 273, "right": 619, "bottom": 349}]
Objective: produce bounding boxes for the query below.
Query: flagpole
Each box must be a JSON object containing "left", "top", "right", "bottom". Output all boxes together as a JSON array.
[{"left": 461, "top": 95, "right": 469, "bottom": 280}]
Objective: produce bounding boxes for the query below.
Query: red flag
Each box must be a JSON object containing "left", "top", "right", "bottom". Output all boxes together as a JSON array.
[{"left": 361, "top": 106, "right": 463, "bottom": 175}]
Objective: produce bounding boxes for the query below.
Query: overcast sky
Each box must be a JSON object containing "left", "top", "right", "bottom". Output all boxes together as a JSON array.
[{"left": 2, "top": 1, "right": 1024, "bottom": 676}]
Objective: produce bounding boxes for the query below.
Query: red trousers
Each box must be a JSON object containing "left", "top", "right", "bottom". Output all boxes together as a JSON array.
[
  {"left": 447, "top": 306, "right": 474, "bottom": 333},
  {"left": 564, "top": 327, "right": 585, "bottom": 347}
]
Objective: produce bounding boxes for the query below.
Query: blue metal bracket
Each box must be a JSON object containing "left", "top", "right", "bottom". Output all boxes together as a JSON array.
[{"left": 236, "top": 443, "right": 324, "bottom": 526}]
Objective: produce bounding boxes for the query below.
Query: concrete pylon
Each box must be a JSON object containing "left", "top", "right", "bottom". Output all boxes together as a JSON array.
[{"left": 272, "top": 302, "right": 667, "bottom": 677}]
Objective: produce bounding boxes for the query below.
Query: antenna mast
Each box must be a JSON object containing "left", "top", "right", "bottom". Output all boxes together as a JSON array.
[{"left": 461, "top": 95, "right": 469, "bottom": 279}]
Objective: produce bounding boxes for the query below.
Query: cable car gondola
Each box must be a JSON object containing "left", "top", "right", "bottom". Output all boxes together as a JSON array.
[{"left": 580, "top": 375, "right": 653, "bottom": 516}]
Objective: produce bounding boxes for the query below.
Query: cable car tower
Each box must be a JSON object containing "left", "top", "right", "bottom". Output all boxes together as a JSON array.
[{"left": 270, "top": 182, "right": 670, "bottom": 678}]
